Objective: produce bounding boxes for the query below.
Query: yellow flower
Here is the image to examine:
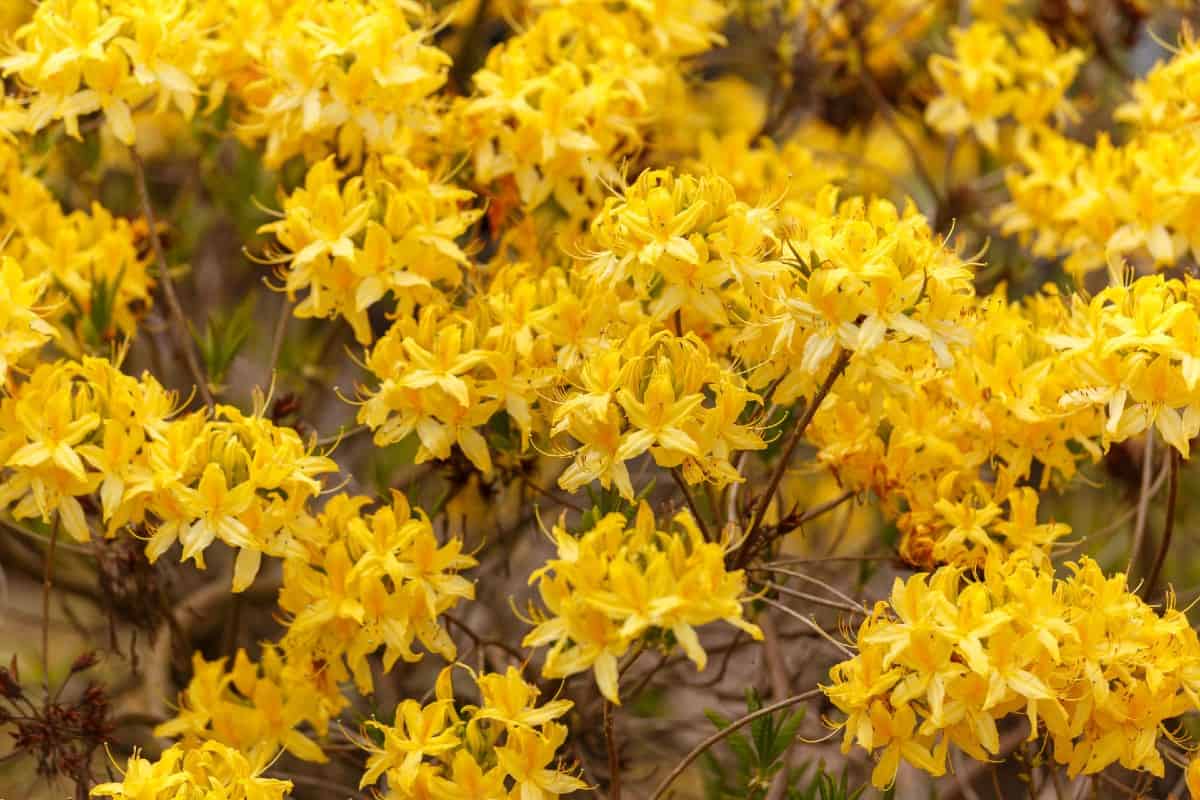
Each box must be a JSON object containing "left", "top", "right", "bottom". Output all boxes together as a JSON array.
[
  {"left": 91, "top": 746, "right": 189, "bottom": 799},
  {"left": 825, "top": 550, "right": 1200, "bottom": 788},
  {"left": 494, "top": 723, "right": 588, "bottom": 799},
  {"left": 524, "top": 503, "right": 761, "bottom": 704},
  {"left": 0, "top": 256, "right": 55, "bottom": 379}
]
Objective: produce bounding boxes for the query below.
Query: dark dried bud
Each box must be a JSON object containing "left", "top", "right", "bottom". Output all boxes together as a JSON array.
[
  {"left": 270, "top": 393, "right": 302, "bottom": 421},
  {"left": 70, "top": 651, "right": 100, "bottom": 674},
  {"left": 0, "top": 666, "right": 22, "bottom": 699}
]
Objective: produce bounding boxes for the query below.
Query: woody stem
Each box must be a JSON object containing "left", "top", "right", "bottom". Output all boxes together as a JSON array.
[{"left": 733, "top": 349, "right": 851, "bottom": 569}]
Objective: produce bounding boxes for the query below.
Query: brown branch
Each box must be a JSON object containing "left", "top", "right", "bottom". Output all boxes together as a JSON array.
[
  {"left": 0, "top": 532, "right": 102, "bottom": 603},
  {"left": 685, "top": 631, "right": 747, "bottom": 689},
  {"left": 791, "top": 489, "right": 856, "bottom": 528},
  {"left": 755, "top": 489, "right": 858, "bottom": 551},
  {"left": 442, "top": 612, "right": 529, "bottom": 668},
  {"left": 522, "top": 477, "right": 586, "bottom": 514},
  {"left": 604, "top": 699, "right": 621, "bottom": 800},
  {"left": 42, "top": 516, "right": 60, "bottom": 698},
  {"left": 723, "top": 375, "right": 787, "bottom": 528},
  {"left": 733, "top": 350, "right": 851, "bottom": 569},
  {"left": 649, "top": 689, "right": 822, "bottom": 800},
  {"left": 1143, "top": 448, "right": 1181, "bottom": 600},
  {"left": 449, "top": 0, "right": 491, "bottom": 93},
  {"left": 130, "top": 147, "right": 214, "bottom": 410},
  {"left": 622, "top": 651, "right": 671, "bottom": 699},
  {"left": 670, "top": 467, "right": 713, "bottom": 541}
]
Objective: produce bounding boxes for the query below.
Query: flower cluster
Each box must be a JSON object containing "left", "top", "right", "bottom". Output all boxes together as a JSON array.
[
  {"left": 995, "top": 28, "right": 1200, "bottom": 278},
  {"left": 93, "top": 741, "right": 292, "bottom": 800},
  {"left": 0, "top": 139, "right": 151, "bottom": 351},
  {"left": 553, "top": 330, "right": 766, "bottom": 495},
  {"left": 740, "top": 188, "right": 977, "bottom": 404},
  {"left": 584, "top": 168, "right": 778, "bottom": 319},
  {"left": 278, "top": 491, "right": 477, "bottom": 694},
  {"left": 925, "top": 21, "right": 1085, "bottom": 149},
  {"left": 155, "top": 648, "right": 339, "bottom": 767},
  {"left": 358, "top": 308, "right": 507, "bottom": 475},
  {"left": 1051, "top": 274, "right": 1200, "bottom": 459},
  {"left": 260, "top": 156, "right": 480, "bottom": 343},
  {"left": 0, "top": 357, "right": 336, "bottom": 587},
  {"left": 803, "top": 287, "right": 1096, "bottom": 567},
  {"left": 360, "top": 665, "right": 585, "bottom": 799},
  {"left": 825, "top": 550, "right": 1200, "bottom": 788},
  {"left": 455, "top": 0, "right": 724, "bottom": 218},
  {"left": 1, "top": 0, "right": 224, "bottom": 144},
  {"left": 524, "top": 503, "right": 762, "bottom": 703},
  {"left": 230, "top": 0, "right": 451, "bottom": 166},
  {"left": 0, "top": 0, "right": 1197, "bottom": 796},
  {"left": 682, "top": 128, "right": 848, "bottom": 208}
]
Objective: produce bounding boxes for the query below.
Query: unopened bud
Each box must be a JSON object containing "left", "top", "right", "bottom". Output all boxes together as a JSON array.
[
  {"left": 70, "top": 651, "right": 100, "bottom": 674},
  {"left": 0, "top": 667, "right": 22, "bottom": 700}
]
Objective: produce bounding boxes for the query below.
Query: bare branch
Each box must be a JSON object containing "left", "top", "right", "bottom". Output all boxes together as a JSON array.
[
  {"left": 649, "top": 689, "right": 822, "bottom": 800},
  {"left": 130, "top": 147, "right": 214, "bottom": 410}
]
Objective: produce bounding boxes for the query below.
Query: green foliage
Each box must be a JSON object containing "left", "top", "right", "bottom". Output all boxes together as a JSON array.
[
  {"left": 578, "top": 479, "right": 657, "bottom": 529},
  {"left": 701, "top": 689, "right": 866, "bottom": 800},
  {"left": 193, "top": 293, "right": 255, "bottom": 387},
  {"left": 66, "top": 266, "right": 126, "bottom": 349}
]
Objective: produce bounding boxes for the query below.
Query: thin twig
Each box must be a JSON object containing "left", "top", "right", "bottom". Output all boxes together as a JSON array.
[
  {"left": 0, "top": 515, "right": 92, "bottom": 555},
  {"left": 42, "top": 516, "right": 60, "bottom": 698},
  {"left": 442, "top": 612, "right": 528, "bottom": 667},
  {"left": 723, "top": 376, "right": 786, "bottom": 528},
  {"left": 1143, "top": 448, "right": 1181, "bottom": 600},
  {"left": 733, "top": 350, "right": 851, "bottom": 568},
  {"left": 670, "top": 467, "right": 713, "bottom": 541},
  {"left": 648, "top": 689, "right": 821, "bottom": 800},
  {"left": 758, "top": 596, "right": 854, "bottom": 657},
  {"left": 604, "top": 699, "right": 621, "bottom": 800},
  {"left": 761, "top": 581, "right": 866, "bottom": 616},
  {"left": 130, "top": 148, "right": 214, "bottom": 409},
  {"left": 623, "top": 652, "right": 671, "bottom": 699},
  {"left": 792, "top": 490, "right": 857, "bottom": 528},
  {"left": 315, "top": 424, "right": 370, "bottom": 448},
  {"left": 1128, "top": 430, "right": 1156, "bottom": 575},
  {"left": 753, "top": 565, "right": 869, "bottom": 611},
  {"left": 684, "top": 632, "right": 747, "bottom": 689},
  {"left": 523, "top": 477, "right": 586, "bottom": 514},
  {"left": 756, "top": 489, "right": 858, "bottom": 551},
  {"left": 1059, "top": 453, "right": 1170, "bottom": 553},
  {"left": 763, "top": 553, "right": 895, "bottom": 567}
]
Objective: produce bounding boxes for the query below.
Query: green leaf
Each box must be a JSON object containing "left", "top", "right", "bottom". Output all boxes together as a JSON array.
[{"left": 194, "top": 293, "right": 256, "bottom": 386}]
